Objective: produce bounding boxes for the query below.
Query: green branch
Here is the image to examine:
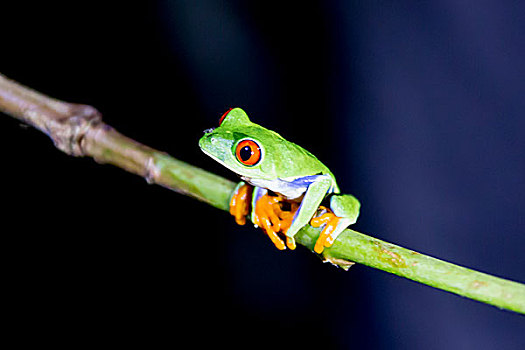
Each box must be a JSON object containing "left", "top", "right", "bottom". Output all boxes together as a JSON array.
[{"left": 1, "top": 73, "right": 524, "bottom": 314}]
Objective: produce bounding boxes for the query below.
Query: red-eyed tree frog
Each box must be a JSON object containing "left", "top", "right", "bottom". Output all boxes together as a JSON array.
[{"left": 199, "top": 108, "right": 360, "bottom": 254}]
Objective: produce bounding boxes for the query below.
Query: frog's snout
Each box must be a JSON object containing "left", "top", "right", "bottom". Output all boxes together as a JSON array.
[{"left": 198, "top": 134, "right": 209, "bottom": 150}]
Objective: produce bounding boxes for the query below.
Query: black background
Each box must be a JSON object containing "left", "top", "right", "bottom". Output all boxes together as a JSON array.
[{"left": 1, "top": 1, "right": 524, "bottom": 348}]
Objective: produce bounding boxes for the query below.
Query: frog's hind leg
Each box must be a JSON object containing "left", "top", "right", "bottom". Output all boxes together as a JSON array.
[
  {"left": 310, "top": 194, "right": 360, "bottom": 254},
  {"left": 284, "top": 176, "right": 333, "bottom": 250}
]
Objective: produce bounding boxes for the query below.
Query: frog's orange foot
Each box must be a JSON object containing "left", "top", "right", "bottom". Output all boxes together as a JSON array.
[
  {"left": 310, "top": 206, "right": 341, "bottom": 254},
  {"left": 229, "top": 184, "right": 253, "bottom": 225},
  {"left": 230, "top": 185, "right": 300, "bottom": 251},
  {"left": 253, "top": 193, "right": 299, "bottom": 250}
]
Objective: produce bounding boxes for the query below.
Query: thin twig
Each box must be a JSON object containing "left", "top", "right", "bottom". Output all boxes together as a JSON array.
[{"left": 1, "top": 73, "right": 524, "bottom": 314}]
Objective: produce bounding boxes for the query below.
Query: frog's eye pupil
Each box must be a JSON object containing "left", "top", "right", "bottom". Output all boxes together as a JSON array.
[
  {"left": 235, "top": 139, "right": 261, "bottom": 166},
  {"left": 239, "top": 146, "right": 252, "bottom": 161}
]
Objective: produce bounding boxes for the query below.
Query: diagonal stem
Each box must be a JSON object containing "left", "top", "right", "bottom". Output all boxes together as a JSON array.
[{"left": 1, "top": 73, "right": 524, "bottom": 314}]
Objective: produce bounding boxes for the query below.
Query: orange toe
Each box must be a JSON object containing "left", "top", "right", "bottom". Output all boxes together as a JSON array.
[{"left": 286, "top": 237, "right": 296, "bottom": 250}]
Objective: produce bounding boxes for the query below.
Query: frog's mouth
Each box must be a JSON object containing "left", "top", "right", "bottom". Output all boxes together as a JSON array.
[
  {"left": 200, "top": 146, "right": 223, "bottom": 164},
  {"left": 200, "top": 146, "right": 239, "bottom": 174}
]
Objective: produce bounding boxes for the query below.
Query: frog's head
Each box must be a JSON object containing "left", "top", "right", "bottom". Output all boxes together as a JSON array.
[{"left": 199, "top": 108, "right": 283, "bottom": 180}]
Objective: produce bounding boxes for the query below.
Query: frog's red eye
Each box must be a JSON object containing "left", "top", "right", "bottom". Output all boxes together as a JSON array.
[
  {"left": 235, "top": 139, "right": 261, "bottom": 166},
  {"left": 219, "top": 108, "right": 233, "bottom": 126}
]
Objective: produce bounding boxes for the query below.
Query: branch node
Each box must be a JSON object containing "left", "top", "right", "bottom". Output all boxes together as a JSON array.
[
  {"left": 52, "top": 103, "right": 102, "bottom": 156},
  {"left": 144, "top": 155, "right": 161, "bottom": 184}
]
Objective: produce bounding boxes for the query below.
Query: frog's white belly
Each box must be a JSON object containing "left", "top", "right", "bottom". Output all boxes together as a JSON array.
[{"left": 242, "top": 174, "right": 332, "bottom": 200}]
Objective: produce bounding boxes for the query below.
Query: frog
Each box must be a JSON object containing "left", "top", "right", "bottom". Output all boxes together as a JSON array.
[{"left": 198, "top": 108, "right": 360, "bottom": 254}]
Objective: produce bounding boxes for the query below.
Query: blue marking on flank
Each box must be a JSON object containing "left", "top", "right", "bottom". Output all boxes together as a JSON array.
[{"left": 281, "top": 175, "right": 327, "bottom": 193}]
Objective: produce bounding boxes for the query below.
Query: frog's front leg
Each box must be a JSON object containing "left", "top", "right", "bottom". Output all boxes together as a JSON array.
[
  {"left": 248, "top": 187, "right": 283, "bottom": 250},
  {"left": 252, "top": 187, "right": 303, "bottom": 250},
  {"left": 310, "top": 194, "right": 360, "bottom": 253},
  {"left": 229, "top": 182, "right": 253, "bottom": 225},
  {"left": 230, "top": 183, "right": 297, "bottom": 250}
]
